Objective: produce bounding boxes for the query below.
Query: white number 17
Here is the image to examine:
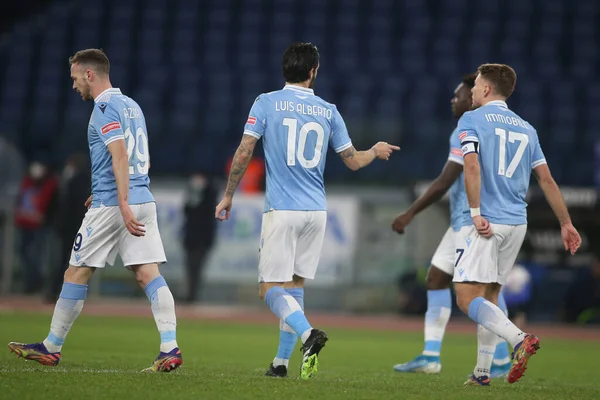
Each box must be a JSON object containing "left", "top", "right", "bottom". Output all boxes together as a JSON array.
[{"left": 494, "top": 128, "right": 529, "bottom": 178}]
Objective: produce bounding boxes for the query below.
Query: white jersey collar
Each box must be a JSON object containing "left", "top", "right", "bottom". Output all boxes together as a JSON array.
[
  {"left": 94, "top": 88, "right": 122, "bottom": 103},
  {"left": 283, "top": 84, "right": 314, "bottom": 95},
  {"left": 484, "top": 100, "right": 508, "bottom": 108}
]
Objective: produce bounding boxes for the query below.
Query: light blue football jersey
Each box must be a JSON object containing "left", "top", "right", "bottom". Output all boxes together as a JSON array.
[
  {"left": 243, "top": 85, "right": 352, "bottom": 211},
  {"left": 447, "top": 127, "right": 465, "bottom": 232},
  {"left": 457, "top": 100, "right": 546, "bottom": 225},
  {"left": 88, "top": 88, "right": 154, "bottom": 207}
]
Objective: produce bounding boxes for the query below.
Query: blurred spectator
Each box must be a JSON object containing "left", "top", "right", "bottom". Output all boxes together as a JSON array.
[
  {"left": 45, "top": 153, "right": 90, "bottom": 303},
  {"left": 563, "top": 250, "right": 600, "bottom": 325},
  {"left": 0, "top": 136, "right": 26, "bottom": 290},
  {"left": 396, "top": 269, "right": 427, "bottom": 315},
  {"left": 14, "top": 159, "right": 58, "bottom": 293},
  {"left": 501, "top": 263, "right": 533, "bottom": 327},
  {"left": 225, "top": 156, "right": 265, "bottom": 193},
  {"left": 182, "top": 171, "right": 218, "bottom": 303},
  {"left": 595, "top": 139, "right": 600, "bottom": 191},
  {"left": 0, "top": 136, "right": 26, "bottom": 211}
]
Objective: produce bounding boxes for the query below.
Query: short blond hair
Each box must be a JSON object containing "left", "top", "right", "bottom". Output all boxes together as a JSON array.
[{"left": 69, "top": 48, "right": 110, "bottom": 76}]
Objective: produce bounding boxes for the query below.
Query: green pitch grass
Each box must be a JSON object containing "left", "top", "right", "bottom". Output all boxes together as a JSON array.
[{"left": 0, "top": 312, "right": 598, "bottom": 400}]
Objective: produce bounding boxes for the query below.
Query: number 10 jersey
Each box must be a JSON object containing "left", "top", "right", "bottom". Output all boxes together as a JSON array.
[{"left": 243, "top": 85, "right": 352, "bottom": 212}]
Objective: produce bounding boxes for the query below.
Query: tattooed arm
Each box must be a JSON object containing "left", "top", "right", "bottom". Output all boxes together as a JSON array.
[
  {"left": 339, "top": 142, "right": 400, "bottom": 171},
  {"left": 224, "top": 134, "right": 258, "bottom": 198},
  {"left": 215, "top": 134, "right": 258, "bottom": 220}
]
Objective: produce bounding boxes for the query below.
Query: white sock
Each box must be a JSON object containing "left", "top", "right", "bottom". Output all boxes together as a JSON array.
[
  {"left": 474, "top": 325, "right": 496, "bottom": 377},
  {"left": 300, "top": 329, "right": 312, "bottom": 344},
  {"left": 273, "top": 357, "right": 289, "bottom": 368},
  {"left": 423, "top": 289, "right": 452, "bottom": 356},
  {"left": 469, "top": 297, "right": 526, "bottom": 348},
  {"left": 145, "top": 277, "right": 178, "bottom": 353},
  {"left": 43, "top": 283, "right": 87, "bottom": 353}
]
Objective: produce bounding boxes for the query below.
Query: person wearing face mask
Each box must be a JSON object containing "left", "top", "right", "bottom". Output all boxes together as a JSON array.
[
  {"left": 14, "top": 159, "right": 59, "bottom": 293},
  {"left": 182, "top": 170, "right": 218, "bottom": 303},
  {"left": 45, "top": 153, "right": 90, "bottom": 303}
]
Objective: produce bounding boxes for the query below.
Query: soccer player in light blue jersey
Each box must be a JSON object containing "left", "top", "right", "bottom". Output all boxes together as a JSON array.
[
  {"left": 392, "top": 73, "right": 511, "bottom": 378},
  {"left": 215, "top": 42, "right": 400, "bottom": 379},
  {"left": 455, "top": 64, "right": 581, "bottom": 386},
  {"left": 8, "top": 49, "right": 182, "bottom": 373}
]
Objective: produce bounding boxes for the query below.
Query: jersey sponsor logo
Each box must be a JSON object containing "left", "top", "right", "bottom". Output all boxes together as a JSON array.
[
  {"left": 247, "top": 116, "right": 257, "bottom": 125},
  {"left": 101, "top": 121, "right": 121, "bottom": 135},
  {"left": 459, "top": 131, "right": 468, "bottom": 140}
]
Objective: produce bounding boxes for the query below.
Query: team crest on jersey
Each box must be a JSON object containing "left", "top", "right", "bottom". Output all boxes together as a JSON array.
[
  {"left": 459, "top": 131, "right": 468, "bottom": 140},
  {"left": 247, "top": 116, "right": 257, "bottom": 125},
  {"left": 98, "top": 103, "right": 107, "bottom": 113},
  {"left": 101, "top": 121, "right": 121, "bottom": 135}
]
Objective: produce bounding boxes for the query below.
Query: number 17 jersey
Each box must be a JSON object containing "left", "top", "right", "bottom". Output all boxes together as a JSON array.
[
  {"left": 88, "top": 88, "right": 154, "bottom": 208},
  {"left": 243, "top": 85, "right": 352, "bottom": 212},
  {"left": 457, "top": 100, "right": 546, "bottom": 226}
]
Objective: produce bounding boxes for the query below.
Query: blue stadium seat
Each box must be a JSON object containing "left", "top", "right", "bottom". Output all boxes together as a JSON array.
[
  {"left": 475, "top": 0, "right": 501, "bottom": 15},
  {"left": 405, "top": 16, "right": 431, "bottom": 37},
  {"left": 508, "top": 0, "right": 534, "bottom": 14},
  {"left": 504, "top": 19, "right": 530, "bottom": 40},
  {"left": 0, "top": 0, "right": 593, "bottom": 185},
  {"left": 437, "top": 17, "right": 462, "bottom": 38}
]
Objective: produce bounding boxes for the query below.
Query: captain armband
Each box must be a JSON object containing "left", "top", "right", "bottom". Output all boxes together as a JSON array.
[{"left": 461, "top": 141, "right": 479, "bottom": 156}]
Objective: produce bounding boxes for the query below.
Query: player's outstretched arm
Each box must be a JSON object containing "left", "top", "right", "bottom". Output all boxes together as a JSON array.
[
  {"left": 392, "top": 161, "right": 462, "bottom": 234},
  {"left": 215, "top": 134, "right": 258, "bottom": 221},
  {"left": 533, "top": 163, "right": 581, "bottom": 254},
  {"left": 107, "top": 140, "right": 146, "bottom": 237},
  {"left": 339, "top": 142, "right": 400, "bottom": 171}
]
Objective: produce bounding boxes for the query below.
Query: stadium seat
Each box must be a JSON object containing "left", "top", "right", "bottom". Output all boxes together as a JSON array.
[{"left": 0, "top": 0, "right": 593, "bottom": 185}]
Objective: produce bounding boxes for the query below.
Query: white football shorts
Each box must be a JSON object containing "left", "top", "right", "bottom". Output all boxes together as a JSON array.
[
  {"left": 69, "top": 202, "right": 167, "bottom": 269},
  {"left": 453, "top": 223, "right": 527, "bottom": 285},
  {"left": 258, "top": 210, "right": 327, "bottom": 283},
  {"left": 430, "top": 227, "right": 460, "bottom": 276}
]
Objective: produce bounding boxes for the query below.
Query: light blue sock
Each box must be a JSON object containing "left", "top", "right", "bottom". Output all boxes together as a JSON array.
[
  {"left": 468, "top": 296, "right": 525, "bottom": 347},
  {"left": 43, "top": 282, "right": 88, "bottom": 352},
  {"left": 493, "top": 292, "right": 511, "bottom": 365},
  {"left": 144, "top": 276, "right": 178, "bottom": 353},
  {"left": 423, "top": 289, "right": 452, "bottom": 356},
  {"left": 273, "top": 288, "right": 305, "bottom": 368},
  {"left": 265, "top": 286, "right": 312, "bottom": 343}
]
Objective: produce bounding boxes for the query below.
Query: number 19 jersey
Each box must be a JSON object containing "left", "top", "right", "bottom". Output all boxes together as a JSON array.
[
  {"left": 457, "top": 100, "right": 546, "bottom": 226},
  {"left": 243, "top": 85, "right": 352, "bottom": 211},
  {"left": 88, "top": 88, "right": 154, "bottom": 208}
]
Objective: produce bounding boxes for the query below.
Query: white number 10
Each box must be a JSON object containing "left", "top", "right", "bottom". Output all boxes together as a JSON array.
[
  {"left": 494, "top": 128, "right": 529, "bottom": 178},
  {"left": 283, "top": 118, "right": 325, "bottom": 169},
  {"left": 124, "top": 127, "right": 149, "bottom": 175}
]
